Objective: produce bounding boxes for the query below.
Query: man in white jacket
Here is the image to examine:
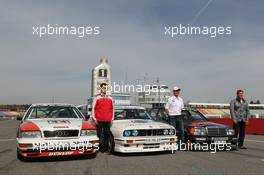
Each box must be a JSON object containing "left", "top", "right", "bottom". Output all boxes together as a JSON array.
[{"left": 165, "top": 86, "right": 184, "bottom": 143}]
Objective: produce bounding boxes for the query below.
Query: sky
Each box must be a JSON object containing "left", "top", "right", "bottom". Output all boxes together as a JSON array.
[{"left": 0, "top": 0, "right": 263, "bottom": 104}]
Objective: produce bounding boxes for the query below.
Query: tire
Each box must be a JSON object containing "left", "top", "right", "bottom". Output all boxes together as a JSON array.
[
  {"left": 108, "top": 134, "right": 115, "bottom": 154},
  {"left": 17, "top": 149, "right": 26, "bottom": 161},
  {"left": 88, "top": 153, "right": 97, "bottom": 159}
]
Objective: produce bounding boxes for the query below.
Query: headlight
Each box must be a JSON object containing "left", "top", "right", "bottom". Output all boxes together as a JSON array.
[
  {"left": 123, "top": 130, "right": 131, "bottom": 137},
  {"left": 189, "top": 127, "right": 206, "bottom": 136},
  {"left": 132, "top": 130, "right": 138, "bottom": 136},
  {"left": 200, "top": 127, "right": 206, "bottom": 135},
  {"left": 168, "top": 129, "right": 175, "bottom": 135},
  {"left": 80, "top": 130, "right": 97, "bottom": 136},
  {"left": 163, "top": 129, "right": 169, "bottom": 135},
  {"left": 20, "top": 131, "right": 42, "bottom": 138},
  {"left": 226, "top": 128, "right": 234, "bottom": 135}
]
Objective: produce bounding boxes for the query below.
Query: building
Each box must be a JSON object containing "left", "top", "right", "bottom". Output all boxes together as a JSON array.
[
  {"left": 187, "top": 102, "right": 264, "bottom": 119},
  {"left": 0, "top": 104, "right": 30, "bottom": 112},
  {"left": 91, "top": 58, "right": 111, "bottom": 97},
  {"left": 88, "top": 58, "right": 132, "bottom": 116},
  {"left": 111, "top": 92, "right": 131, "bottom": 106},
  {"left": 138, "top": 85, "right": 171, "bottom": 108}
]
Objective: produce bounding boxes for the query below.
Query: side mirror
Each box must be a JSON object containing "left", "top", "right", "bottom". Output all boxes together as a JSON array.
[{"left": 182, "top": 114, "right": 188, "bottom": 121}]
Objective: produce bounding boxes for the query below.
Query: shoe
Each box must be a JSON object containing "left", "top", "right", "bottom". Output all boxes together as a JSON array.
[
  {"left": 103, "top": 151, "right": 110, "bottom": 155},
  {"left": 238, "top": 146, "right": 247, "bottom": 149}
]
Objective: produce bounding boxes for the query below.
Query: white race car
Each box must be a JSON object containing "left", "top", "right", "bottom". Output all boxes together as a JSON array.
[
  {"left": 17, "top": 103, "right": 99, "bottom": 160},
  {"left": 109, "top": 106, "right": 177, "bottom": 153}
]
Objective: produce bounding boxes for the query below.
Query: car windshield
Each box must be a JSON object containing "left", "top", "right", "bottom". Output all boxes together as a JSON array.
[
  {"left": 114, "top": 108, "right": 152, "bottom": 120},
  {"left": 25, "top": 106, "right": 83, "bottom": 119},
  {"left": 187, "top": 110, "right": 207, "bottom": 122}
]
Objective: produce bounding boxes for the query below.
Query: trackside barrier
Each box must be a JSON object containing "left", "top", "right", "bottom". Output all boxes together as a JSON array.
[{"left": 208, "top": 118, "right": 264, "bottom": 135}]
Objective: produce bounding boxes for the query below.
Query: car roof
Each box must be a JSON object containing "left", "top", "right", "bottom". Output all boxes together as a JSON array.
[
  {"left": 115, "top": 105, "right": 145, "bottom": 110},
  {"left": 30, "top": 103, "right": 76, "bottom": 107},
  {"left": 150, "top": 107, "right": 196, "bottom": 111}
]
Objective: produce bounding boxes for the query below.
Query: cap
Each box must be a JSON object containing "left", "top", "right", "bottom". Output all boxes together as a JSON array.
[{"left": 173, "top": 86, "right": 181, "bottom": 91}]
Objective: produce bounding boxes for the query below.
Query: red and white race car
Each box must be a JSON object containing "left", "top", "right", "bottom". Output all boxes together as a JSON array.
[{"left": 16, "top": 103, "right": 99, "bottom": 160}]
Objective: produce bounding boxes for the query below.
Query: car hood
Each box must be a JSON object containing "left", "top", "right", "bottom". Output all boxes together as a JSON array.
[
  {"left": 112, "top": 119, "right": 174, "bottom": 130},
  {"left": 190, "top": 121, "right": 227, "bottom": 128},
  {"left": 27, "top": 118, "right": 83, "bottom": 130}
]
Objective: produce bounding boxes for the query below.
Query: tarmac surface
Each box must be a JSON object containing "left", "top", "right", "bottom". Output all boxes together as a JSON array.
[{"left": 0, "top": 120, "right": 263, "bottom": 175}]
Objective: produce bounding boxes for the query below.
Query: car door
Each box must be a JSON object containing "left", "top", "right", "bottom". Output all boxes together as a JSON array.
[{"left": 181, "top": 110, "right": 194, "bottom": 136}]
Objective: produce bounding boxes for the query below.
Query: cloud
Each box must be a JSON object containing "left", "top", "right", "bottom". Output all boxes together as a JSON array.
[{"left": 0, "top": 0, "right": 263, "bottom": 104}]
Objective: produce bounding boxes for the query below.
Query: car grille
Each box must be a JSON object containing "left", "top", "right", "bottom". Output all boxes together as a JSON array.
[
  {"left": 136, "top": 129, "right": 170, "bottom": 136},
  {"left": 43, "top": 130, "right": 79, "bottom": 138},
  {"left": 207, "top": 128, "right": 227, "bottom": 136}
]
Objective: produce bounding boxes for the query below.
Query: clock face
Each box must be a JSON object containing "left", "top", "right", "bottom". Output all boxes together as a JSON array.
[{"left": 99, "top": 69, "right": 107, "bottom": 77}]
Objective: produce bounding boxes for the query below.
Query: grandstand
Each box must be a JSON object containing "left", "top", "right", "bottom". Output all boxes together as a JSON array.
[{"left": 188, "top": 102, "right": 264, "bottom": 119}]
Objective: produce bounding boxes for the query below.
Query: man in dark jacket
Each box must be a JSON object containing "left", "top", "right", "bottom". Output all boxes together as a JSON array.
[
  {"left": 92, "top": 83, "right": 114, "bottom": 153},
  {"left": 230, "top": 89, "right": 250, "bottom": 149}
]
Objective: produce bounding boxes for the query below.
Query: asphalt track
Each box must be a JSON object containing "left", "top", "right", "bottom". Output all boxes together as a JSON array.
[{"left": 0, "top": 120, "right": 263, "bottom": 175}]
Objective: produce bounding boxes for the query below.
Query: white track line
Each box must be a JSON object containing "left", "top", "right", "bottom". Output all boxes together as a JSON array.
[{"left": 245, "top": 139, "right": 264, "bottom": 143}]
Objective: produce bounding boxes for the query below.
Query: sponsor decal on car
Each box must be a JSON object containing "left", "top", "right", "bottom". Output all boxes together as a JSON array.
[
  {"left": 48, "top": 151, "right": 74, "bottom": 156},
  {"left": 47, "top": 120, "right": 71, "bottom": 124},
  {"left": 32, "top": 141, "right": 98, "bottom": 153}
]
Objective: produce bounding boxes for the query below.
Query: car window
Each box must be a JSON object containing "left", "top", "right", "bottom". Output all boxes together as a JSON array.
[
  {"left": 114, "top": 109, "right": 152, "bottom": 120},
  {"left": 188, "top": 110, "right": 208, "bottom": 122},
  {"left": 180, "top": 111, "right": 190, "bottom": 122},
  {"left": 159, "top": 109, "right": 168, "bottom": 118},
  {"left": 25, "top": 106, "right": 82, "bottom": 119}
]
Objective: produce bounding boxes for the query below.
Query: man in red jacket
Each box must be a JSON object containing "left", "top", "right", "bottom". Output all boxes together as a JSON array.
[{"left": 92, "top": 83, "right": 114, "bottom": 153}]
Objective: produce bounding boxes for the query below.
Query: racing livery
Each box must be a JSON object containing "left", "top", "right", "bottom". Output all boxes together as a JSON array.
[
  {"left": 108, "top": 106, "right": 177, "bottom": 153},
  {"left": 17, "top": 103, "right": 99, "bottom": 160}
]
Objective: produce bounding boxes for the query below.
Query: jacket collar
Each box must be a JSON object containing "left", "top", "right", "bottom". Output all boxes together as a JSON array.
[{"left": 236, "top": 97, "right": 245, "bottom": 103}]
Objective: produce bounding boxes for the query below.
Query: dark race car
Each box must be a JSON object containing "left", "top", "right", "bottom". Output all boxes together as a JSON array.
[{"left": 148, "top": 107, "right": 238, "bottom": 151}]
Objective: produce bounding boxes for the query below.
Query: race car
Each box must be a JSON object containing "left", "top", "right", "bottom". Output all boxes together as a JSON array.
[
  {"left": 148, "top": 107, "right": 238, "bottom": 150},
  {"left": 108, "top": 105, "right": 177, "bottom": 153},
  {"left": 16, "top": 103, "right": 99, "bottom": 160}
]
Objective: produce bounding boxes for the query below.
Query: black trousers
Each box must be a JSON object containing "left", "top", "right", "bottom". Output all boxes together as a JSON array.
[
  {"left": 168, "top": 115, "right": 184, "bottom": 142},
  {"left": 233, "top": 121, "right": 246, "bottom": 147},
  {"left": 96, "top": 122, "right": 111, "bottom": 152}
]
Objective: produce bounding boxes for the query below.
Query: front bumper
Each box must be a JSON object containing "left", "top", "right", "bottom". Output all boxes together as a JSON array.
[
  {"left": 114, "top": 136, "right": 177, "bottom": 153},
  {"left": 189, "top": 136, "right": 238, "bottom": 145},
  {"left": 17, "top": 136, "right": 99, "bottom": 157},
  {"left": 184, "top": 135, "right": 238, "bottom": 151}
]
